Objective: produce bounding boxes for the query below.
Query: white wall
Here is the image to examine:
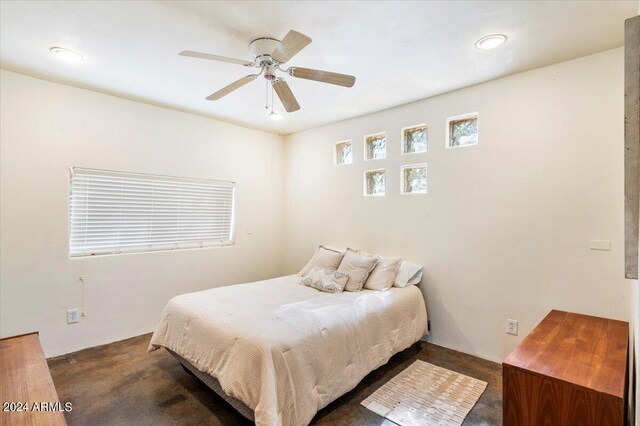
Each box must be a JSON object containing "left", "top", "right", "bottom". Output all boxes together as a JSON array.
[
  {"left": 283, "top": 48, "right": 631, "bottom": 362},
  {"left": 0, "top": 70, "right": 286, "bottom": 357}
]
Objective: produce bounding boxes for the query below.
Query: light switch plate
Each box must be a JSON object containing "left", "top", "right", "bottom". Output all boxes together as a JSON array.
[{"left": 589, "top": 240, "right": 611, "bottom": 251}]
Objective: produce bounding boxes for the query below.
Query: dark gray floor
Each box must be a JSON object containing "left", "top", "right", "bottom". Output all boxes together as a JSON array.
[{"left": 48, "top": 334, "right": 502, "bottom": 425}]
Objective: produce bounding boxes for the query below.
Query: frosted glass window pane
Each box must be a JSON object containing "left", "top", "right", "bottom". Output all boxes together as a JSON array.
[
  {"left": 335, "top": 141, "right": 352, "bottom": 165},
  {"left": 402, "top": 165, "right": 427, "bottom": 194},
  {"left": 403, "top": 125, "right": 428, "bottom": 154},
  {"left": 449, "top": 116, "right": 478, "bottom": 147},
  {"left": 365, "top": 170, "right": 385, "bottom": 196},
  {"left": 365, "top": 133, "right": 386, "bottom": 160}
]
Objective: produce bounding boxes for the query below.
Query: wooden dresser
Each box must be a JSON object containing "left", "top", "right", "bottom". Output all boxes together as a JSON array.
[
  {"left": 0, "top": 332, "right": 67, "bottom": 426},
  {"left": 503, "top": 310, "right": 628, "bottom": 426}
]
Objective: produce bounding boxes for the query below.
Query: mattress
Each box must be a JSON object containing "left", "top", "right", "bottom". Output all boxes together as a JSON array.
[{"left": 149, "top": 274, "right": 428, "bottom": 426}]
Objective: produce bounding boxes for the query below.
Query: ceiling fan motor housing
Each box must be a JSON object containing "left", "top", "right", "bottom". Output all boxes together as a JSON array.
[
  {"left": 250, "top": 37, "right": 281, "bottom": 80},
  {"left": 250, "top": 38, "right": 280, "bottom": 62}
]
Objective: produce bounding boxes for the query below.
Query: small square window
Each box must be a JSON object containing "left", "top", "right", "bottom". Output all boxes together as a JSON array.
[
  {"left": 334, "top": 140, "right": 352, "bottom": 165},
  {"left": 401, "top": 164, "right": 427, "bottom": 194},
  {"left": 447, "top": 113, "right": 478, "bottom": 148},
  {"left": 364, "top": 169, "right": 386, "bottom": 196},
  {"left": 402, "top": 124, "right": 428, "bottom": 154},
  {"left": 364, "top": 132, "right": 386, "bottom": 160}
]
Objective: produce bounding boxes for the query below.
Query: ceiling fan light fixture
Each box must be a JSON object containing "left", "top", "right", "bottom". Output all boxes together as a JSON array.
[
  {"left": 475, "top": 34, "right": 507, "bottom": 50},
  {"left": 49, "top": 46, "right": 83, "bottom": 63},
  {"left": 267, "top": 111, "right": 283, "bottom": 121}
]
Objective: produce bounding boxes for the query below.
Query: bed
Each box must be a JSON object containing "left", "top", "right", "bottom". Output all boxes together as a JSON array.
[{"left": 148, "top": 274, "right": 428, "bottom": 426}]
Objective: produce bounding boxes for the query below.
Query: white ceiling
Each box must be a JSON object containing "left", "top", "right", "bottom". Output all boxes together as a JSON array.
[{"left": 1, "top": 1, "right": 637, "bottom": 134}]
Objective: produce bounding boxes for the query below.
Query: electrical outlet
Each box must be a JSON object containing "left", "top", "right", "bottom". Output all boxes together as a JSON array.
[
  {"left": 67, "top": 309, "right": 79, "bottom": 324},
  {"left": 506, "top": 319, "right": 518, "bottom": 335}
]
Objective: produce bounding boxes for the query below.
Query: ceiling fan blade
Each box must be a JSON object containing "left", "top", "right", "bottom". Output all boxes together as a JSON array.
[
  {"left": 289, "top": 67, "right": 356, "bottom": 88},
  {"left": 179, "top": 50, "right": 253, "bottom": 66},
  {"left": 271, "top": 30, "right": 312, "bottom": 64},
  {"left": 206, "top": 75, "right": 257, "bottom": 100},
  {"left": 272, "top": 79, "right": 300, "bottom": 112}
]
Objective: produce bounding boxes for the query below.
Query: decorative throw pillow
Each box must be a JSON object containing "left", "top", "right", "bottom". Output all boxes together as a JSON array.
[
  {"left": 300, "top": 267, "right": 349, "bottom": 293},
  {"left": 337, "top": 249, "right": 379, "bottom": 292},
  {"left": 298, "top": 245, "right": 346, "bottom": 276},
  {"left": 323, "top": 246, "right": 347, "bottom": 255},
  {"left": 364, "top": 256, "right": 404, "bottom": 291},
  {"left": 393, "top": 260, "right": 424, "bottom": 287}
]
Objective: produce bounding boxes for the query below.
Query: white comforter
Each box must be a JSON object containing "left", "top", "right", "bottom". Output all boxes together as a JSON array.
[{"left": 149, "top": 275, "right": 427, "bottom": 426}]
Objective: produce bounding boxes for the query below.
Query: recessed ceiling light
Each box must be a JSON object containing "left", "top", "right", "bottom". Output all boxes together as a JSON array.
[
  {"left": 267, "top": 111, "right": 283, "bottom": 121},
  {"left": 475, "top": 34, "right": 507, "bottom": 50},
  {"left": 50, "top": 47, "right": 83, "bottom": 63}
]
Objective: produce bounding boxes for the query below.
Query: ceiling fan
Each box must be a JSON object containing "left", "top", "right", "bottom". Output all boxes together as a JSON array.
[{"left": 179, "top": 30, "right": 356, "bottom": 113}]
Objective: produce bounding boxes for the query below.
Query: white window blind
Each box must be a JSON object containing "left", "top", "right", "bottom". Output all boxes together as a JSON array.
[{"left": 69, "top": 168, "right": 235, "bottom": 257}]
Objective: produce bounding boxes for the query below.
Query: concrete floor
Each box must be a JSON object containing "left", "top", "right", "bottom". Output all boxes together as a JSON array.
[{"left": 48, "top": 334, "right": 502, "bottom": 425}]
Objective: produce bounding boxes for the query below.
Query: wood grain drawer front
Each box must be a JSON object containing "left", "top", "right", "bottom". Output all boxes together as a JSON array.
[
  {"left": 503, "top": 366, "right": 624, "bottom": 426},
  {"left": 502, "top": 310, "right": 628, "bottom": 426}
]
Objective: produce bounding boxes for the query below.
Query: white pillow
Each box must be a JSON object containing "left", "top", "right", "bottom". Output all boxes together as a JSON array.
[
  {"left": 393, "top": 260, "right": 424, "bottom": 287},
  {"left": 300, "top": 267, "right": 349, "bottom": 293},
  {"left": 364, "top": 256, "right": 404, "bottom": 291},
  {"left": 298, "top": 246, "right": 345, "bottom": 276},
  {"left": 323, "top": 246, "right": 347, "bottom": 254},
  {"left": 337, "top": 249, "right": 379, "bottom": 292}
]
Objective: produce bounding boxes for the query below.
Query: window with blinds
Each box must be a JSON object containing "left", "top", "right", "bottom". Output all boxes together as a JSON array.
[{"left": 68, "top": 168, "right": 235, "bottom": 257}]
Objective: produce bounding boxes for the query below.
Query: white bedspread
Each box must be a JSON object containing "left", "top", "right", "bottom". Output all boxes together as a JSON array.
[{"left": 149, "top": 275, "right": 428, "bottom": 426}]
